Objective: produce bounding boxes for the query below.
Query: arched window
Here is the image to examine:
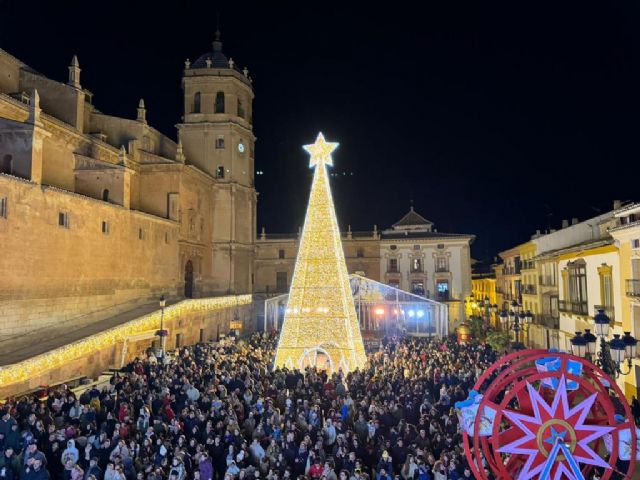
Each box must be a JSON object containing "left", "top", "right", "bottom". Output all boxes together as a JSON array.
[
  {"left": 215, "top": 91, "right": 225, "bottom": 113},
  {"left": 193, "top": 92, "right": 201, "bottom": 113},
  {"left": 102, "top": 189, "right": 109, "bottom": 202},
  {"left": 237, "top": 98, "right": 245, "bottom": 118},
  {"left": 1, "top": 154, "right": 12, "bottom": 174}
]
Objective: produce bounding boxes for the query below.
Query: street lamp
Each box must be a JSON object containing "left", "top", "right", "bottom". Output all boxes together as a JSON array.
[
  {"left": 572, "top": 309, "right": 637, "bottom": 378},
  {"left": 156, "top": 295, "right": 167, "bottom": 365}
]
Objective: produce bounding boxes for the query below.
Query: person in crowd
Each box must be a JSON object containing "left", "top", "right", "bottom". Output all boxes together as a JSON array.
[{"left": 0, "top": 334, "right": 505, "bottom": 480}]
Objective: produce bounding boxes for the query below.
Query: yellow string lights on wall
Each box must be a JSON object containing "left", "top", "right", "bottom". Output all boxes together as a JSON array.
[
  {"left": 273, "top": 133, "right": 367, "bottom": 373},
  {"left": 0, "top": 295, "right": 252, "bottom": 388}
]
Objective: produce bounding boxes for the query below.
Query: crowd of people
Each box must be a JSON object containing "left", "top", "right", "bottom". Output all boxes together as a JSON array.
[{"left": 0, "top": 331, "right": 610, "bottom": 480}]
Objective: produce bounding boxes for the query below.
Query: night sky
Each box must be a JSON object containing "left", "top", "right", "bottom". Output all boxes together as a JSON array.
[{"left": 1, "top": 1, "right": 638, "bottom": 263}]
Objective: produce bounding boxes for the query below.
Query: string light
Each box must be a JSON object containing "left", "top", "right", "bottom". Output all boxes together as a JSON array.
[
  {"left": 273, "top": 133, "right": 366, "bottom": 372},
  {"left": 0, "top": 295, "right": 252, "bottom": 389}
]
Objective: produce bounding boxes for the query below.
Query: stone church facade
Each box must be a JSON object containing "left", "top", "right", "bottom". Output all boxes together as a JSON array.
[{"left": 0, "top": 35, "right": 256, "bottom": 337}]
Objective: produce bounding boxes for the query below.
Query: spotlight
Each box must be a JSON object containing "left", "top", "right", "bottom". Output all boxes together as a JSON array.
[
  {"left": 417, "top": 310, "right": 424, "bottom": 318},
  {"left": 408, "top": 310, "right": 415, "bottom": 318}
]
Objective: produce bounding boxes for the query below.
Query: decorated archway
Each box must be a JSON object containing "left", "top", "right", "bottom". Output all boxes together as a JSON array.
[
  {"left": 458, "top": 349, "right": 637, "bottom": 479},
  {"left": 298, "top": 345, "right": 335, "bottom": 372}
]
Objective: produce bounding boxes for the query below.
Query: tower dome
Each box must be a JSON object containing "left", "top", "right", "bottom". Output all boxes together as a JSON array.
[{"left": 192, "top": 29, "right": 240, "bottom": 70}]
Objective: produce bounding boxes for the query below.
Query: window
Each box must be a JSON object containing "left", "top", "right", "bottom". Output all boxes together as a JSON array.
[
  {"left": 58, "top": 212, "right": 69, "bottom": 228},
  {"left": 216, "top": 166, "right": 225, "bottom": 179},
  {"left": 102, "top": 189, "right": 109, "bottom": 202},
  {"left": 388, "top": 258, "right": 398, "bottom": 272},
  {"left": 193, "top": 92, "right": 201, "bottom": 113},
  {"left": 436, "top": 256, "right": 448, "bottom": 272},
  {"left": 411, "top": 258, "right": 422, "bottom": 272},
  {"left": 566, "top": 259, "right": 587, "bottom": 313},
  {"left": 165, "top": 232, "right": 169, "bottom": 244},
  {"left": 437, "top": 244, "right": 445, "bottom": 249},
  {"left": 139, "top": 228, "right": 145, "bottom": 240},
  {"left": 278, "top": 249, "right": 285, "bottom": 259},
  {"left": 390, "top": 245, "right": 397, "bottom": 250},
  {"left": 632, "top": 239, "right": 640, "bottom": 249},
  {"left": 598, "top": 264, "right": 613, "bottom": 308},
  {"left": 411, "top": 281, "right": 425, "bottom": 296},
  {"left": 436, "top": 281, "right": 450, "bottom": 301},
  {"left": 237, "top": 98, "right": 245, "bottom": 118},
  {"left": 356, "top": 248, "right": 364, "bottom": 258},
  {"left": 0, "top": 197, "right": 6, "bottom": 219},
  {"left": 216, "top": 136, "right": 225, "bottom": 149},
  {"left": 1, "top": 154, "right": 12, "bottom": 174},
  {"left": 101, "top": 221, "right": 109, "bottom": 234},
  {"left": 413, "top": 245, "right": 420, "bottom": 250},
  {"left": 276, "top": 272, "right": 287, "bottom": 292},
  {"left": 215, "top": 91, "right": 225, "bottom": 113}
]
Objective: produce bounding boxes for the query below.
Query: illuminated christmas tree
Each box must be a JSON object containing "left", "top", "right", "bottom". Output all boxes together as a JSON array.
[{"left": 273, "top": 133, "right": 367, "bottom": 373}]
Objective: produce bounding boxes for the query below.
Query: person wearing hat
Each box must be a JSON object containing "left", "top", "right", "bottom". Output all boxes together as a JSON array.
[{"left": 376, "top": 451, "right": 393, "bottom": 476}]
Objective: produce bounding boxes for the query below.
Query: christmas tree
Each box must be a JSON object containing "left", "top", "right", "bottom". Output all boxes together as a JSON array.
[{"left": 273, "top": 133, "right": 367, "bottom": 373}]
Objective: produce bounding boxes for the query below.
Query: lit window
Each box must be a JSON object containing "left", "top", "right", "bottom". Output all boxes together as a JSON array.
[{"left": 411, "top": 258, "right": 422, "bottom": 272}]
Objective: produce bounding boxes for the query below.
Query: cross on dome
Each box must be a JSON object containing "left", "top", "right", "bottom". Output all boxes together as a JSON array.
[{"left": 303, "top": 132, "right": 339, "bottom": 168}]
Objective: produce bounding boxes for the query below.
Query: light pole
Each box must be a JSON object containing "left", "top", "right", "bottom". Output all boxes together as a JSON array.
[
  {"left": 499, "top": 301, "right": 530, "bottom": 350},
  {"left": 571, "top": 309, "right": 637, "bottom": 378},
  {"left": 158, "top": 295, "right": 167, "bottom": 364}
]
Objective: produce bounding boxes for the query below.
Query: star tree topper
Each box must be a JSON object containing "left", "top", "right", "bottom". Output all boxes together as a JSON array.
[{"left": 304, "top": 132, "right": 339, "bottom": 168}]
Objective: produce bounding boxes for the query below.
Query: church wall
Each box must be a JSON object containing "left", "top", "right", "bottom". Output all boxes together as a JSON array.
[
  {"left": 0, "top": 174, "right": 180, "bottom": 339},
  {"left": 18, "top": 70, "right": 83, "bottom": 129},
  {"left": 41, "top": 134, "right": 76, "bottom": 190}
]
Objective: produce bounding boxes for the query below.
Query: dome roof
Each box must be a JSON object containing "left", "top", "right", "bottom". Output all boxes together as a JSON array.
[{"left": 191, "top": 30, "right": 241, "bottom": 71}]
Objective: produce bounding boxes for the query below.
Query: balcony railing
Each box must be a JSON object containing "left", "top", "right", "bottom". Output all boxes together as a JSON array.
[
  {"left": 435, "top": 267, "right": 449, "bottom": 273},
  {"left": 522, "top": 284, "right": 537, "bottom": 295},
  {"left": 594, "top": 305, "right": 615, "bottom": 322},
  {"left": 626, "top": 279, "right": 640, "bottom": 297},
  {"left": 558, "top": 300, "right": 589, "bottom": 316},
  {"left": 410, "top": 268, "right": 424, "bottom": 274},
  {"left": 387, "top": 267, "right": 399, "bottom": 273},
  {"left": 522, "top": 261, "right": 535, "bottom": 270}
]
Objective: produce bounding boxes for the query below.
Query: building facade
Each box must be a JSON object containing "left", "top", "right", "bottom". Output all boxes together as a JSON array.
[
  {"left": 609, "top": 203, "right": 640, "bottom": 398},
  {"left": 0, "top": 37, "right": 256, "bottom": 338},
  {"left": 254, "top": 207, "right": 474, "bottom": 325}
]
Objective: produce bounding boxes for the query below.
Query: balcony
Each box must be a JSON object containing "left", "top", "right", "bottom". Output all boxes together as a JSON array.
[
  {"left": 558, "top": 300, "right": 588, "bottom": 316},
  {"left": 626, "top": 279, "right": 640, "bottom": 297},
  {"left": 522, "top": 284, "right": 537, "bottom": 295},
  {"left": 522, "top": 260, "right": 536, "bottom": 270},
  {"left": 410, "top": 268, "right": 424, "bottom": 274},
  {"left": 387, "top": 267, "right": 399, "bottom": 274},
  {"left": 435, "top": 266, "right": 450, "bottom": 273},
  {"left": 594, "top": 305, "right": 615, "bottom": 322},
  {"left": 534, "top": 315, "right": 560, "bottom": 329}
]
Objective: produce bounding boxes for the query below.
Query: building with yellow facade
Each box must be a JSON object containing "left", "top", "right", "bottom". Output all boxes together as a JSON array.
[{"left": 610, "top": 203, "right": 640, "bottom": 398}]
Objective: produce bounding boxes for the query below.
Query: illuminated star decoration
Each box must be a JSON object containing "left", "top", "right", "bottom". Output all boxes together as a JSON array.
[
  {"left": 303, "top": 132, "right": 339, "bottom": 168},
  {"left": 497, "top": 376, "right": 613, "bottom": 480}
]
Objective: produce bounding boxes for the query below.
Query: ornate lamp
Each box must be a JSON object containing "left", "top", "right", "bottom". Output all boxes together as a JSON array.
[
  {"left": 609, "top": 334, "right": 626, "bottom": 365},
  {"left": 593, "top": 309, "right": 610, "bottom": 337},
  {"left": 583, "top": 329, "right": 597, "bottom": 356},
  {"left": 570, "top": 332, "right": 587, "bottom": 358}
]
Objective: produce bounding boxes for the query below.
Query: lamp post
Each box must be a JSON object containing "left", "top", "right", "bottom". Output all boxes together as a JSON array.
[
  {"left": 570, "top": 308, "right": 637, "bottom": 379},
  {"left": 500, "top": 300, "right": 529, "bottom": 350},
  {"left": 158, "top": 295, "right": 167, "bottom": 364}
]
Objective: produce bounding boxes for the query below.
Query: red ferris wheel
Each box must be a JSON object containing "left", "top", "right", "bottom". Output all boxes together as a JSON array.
[{"left": 458, "top": 349, "right": 637, "bottom": 480}]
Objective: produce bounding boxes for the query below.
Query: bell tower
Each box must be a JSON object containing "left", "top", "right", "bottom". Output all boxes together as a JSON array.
[{"left": 178, "top": 30, "right": 256, "bottom": 294}]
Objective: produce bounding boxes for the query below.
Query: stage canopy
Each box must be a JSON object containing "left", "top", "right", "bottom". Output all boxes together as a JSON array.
[{"left": 264, "top": 274, "right": 448, "bottom": 338}]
